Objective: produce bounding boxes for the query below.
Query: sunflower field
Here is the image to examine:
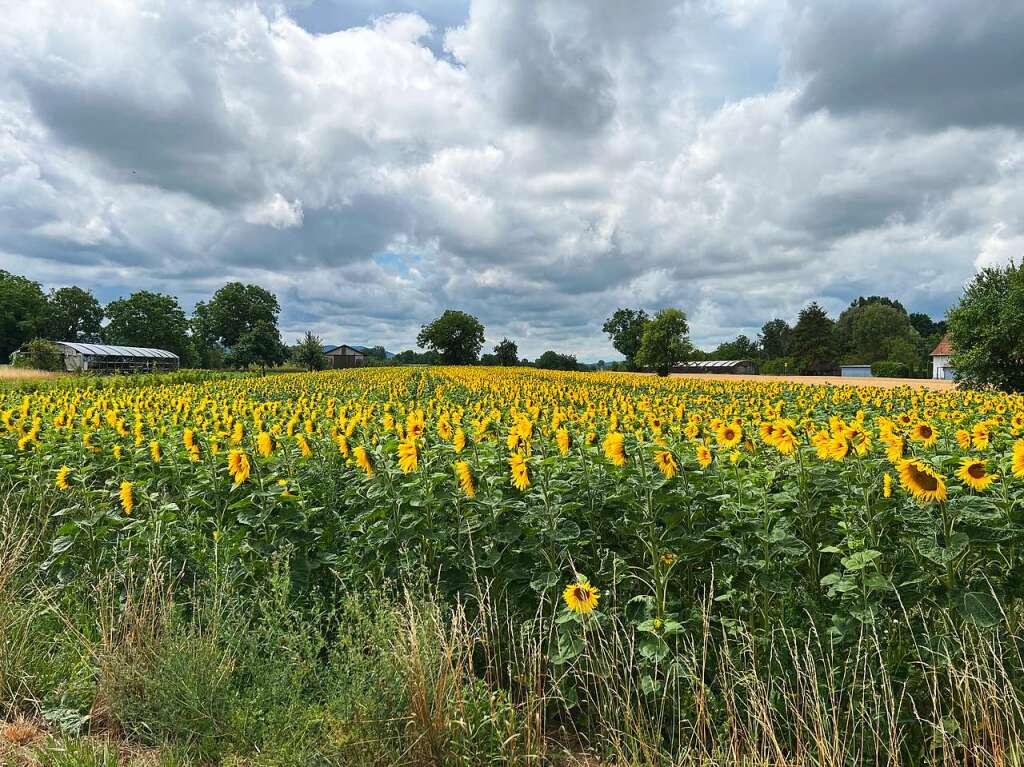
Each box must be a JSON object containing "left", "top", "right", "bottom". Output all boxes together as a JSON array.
[{"left": 4, "top": 366, "right": 1024, "bottom": 764}]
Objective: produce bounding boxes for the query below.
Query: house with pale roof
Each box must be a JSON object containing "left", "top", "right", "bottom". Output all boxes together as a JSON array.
[{"left": 930, "top": 335, "right": 955, "bottom": 380}]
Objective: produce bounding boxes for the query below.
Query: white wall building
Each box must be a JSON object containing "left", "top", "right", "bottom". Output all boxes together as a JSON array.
[{"left": 930, "top": 336, "right": 955, "bottom": 380}]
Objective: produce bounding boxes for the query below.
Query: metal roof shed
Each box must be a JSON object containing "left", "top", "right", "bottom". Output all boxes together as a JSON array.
[{"left": 55, "top": 342, "right": 180, "bottom": 374}]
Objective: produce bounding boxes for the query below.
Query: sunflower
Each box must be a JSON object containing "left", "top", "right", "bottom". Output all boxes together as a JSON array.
[
  {"left": 897, "top": 459, "right": 947, "bottom": 503},
  {"left": 827, "top": 434, "right": 849, "bottom": 462},
  {"left": 509, "top": 453, "right": 530, "bottom": 491},
  {"left": 257, "top": 431, "right": 274, "bottom": 457},
  {"left": 883, "top": 472, "right": 892, "bottom": 498},
  {"left": 354, "top": 446, "right": 374, "bottom": 477},
  {"left": 654, "top": 450, "right": 677, "bottom": 480},
  {"left": 227, "top": 449, "right": 251, "bottom": 484},
  {"left": 113, "top": 444, "right": 123, "bottom": 460},
  {"left": 696, "top": 444, "right": 713, "bottom": 469},
  {"left": 296, "top": 434, "right": 312, "bottom": 458},
  {"left": 335, "top": 433, "right": 350, "bottom": 457},
  {"left": 955, "top": 429, "right": 972, "bottom": 450},
  {"left": 1014, "top": 440, "right": 1024, "bottom": 479},
  {"left": 453, "top": 428, "right": 467, "bottom": 453},
  {"left": 55, "top": 465, "right": 71, "bottom": 491},
  {"left": 398, "top": 438, "right": 419, "bottom": 473},
  {"left": 149, "top": 440, "right": 161, "bottom": 463},
  {"left": 119, "top": 481, "right": 134, "bottom": 515},
  {"left": 716, "top": 422, "right": 742, "bottom": 449},
  {"left": 183, "top": 428, "right": 195, "bottom": 452},
  {"left": 771, "top": 420, "right": 797, "bottom": 456},
  {"left": 563, "top": 579, "right": 600, "bottom": 614},
  {"left": 556, "top": 427, "right": 571, "bottom": 456},
  {"left": 957, "top": 457, "right": 997, "bottom": 492},
  {"left": 454, "top": 461, "right": 475, "bottom": 497},
  {"left": 603, "top": 432, "right": 626, "bottom": 466},
  {"left": 910, "top": 422, "right": 938, "bottom": 448}
]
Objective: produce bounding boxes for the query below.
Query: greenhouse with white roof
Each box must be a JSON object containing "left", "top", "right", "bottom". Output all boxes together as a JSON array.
[{"left": 53, "top": 342, "right": 180, "bottom": 374}]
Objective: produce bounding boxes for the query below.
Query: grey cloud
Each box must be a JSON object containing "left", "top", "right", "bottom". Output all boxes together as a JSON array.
[{"left": 788, "top": 0, "right": 1024, "bottom": 130}]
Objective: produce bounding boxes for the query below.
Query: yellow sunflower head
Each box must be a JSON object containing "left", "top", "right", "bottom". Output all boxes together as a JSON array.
[{"left": 563, "top": 579, "right": 600, "bottom": 614}]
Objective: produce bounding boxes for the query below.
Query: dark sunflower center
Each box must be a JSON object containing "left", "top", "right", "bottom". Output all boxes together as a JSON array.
[
  {"left": 911, "top": 466, "right": 938, "bottom": 491},
  {"left": 573, "top": 587, "right": 589, "bottom": 603},
  {"left": 967, "top": 463, "right": 986, "bottom": 479},
  {"left": 919, "top": 425, "right": 932, "bottom": 438}
]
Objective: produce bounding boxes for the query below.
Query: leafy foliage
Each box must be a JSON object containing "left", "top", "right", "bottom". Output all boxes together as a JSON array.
[
  {"left": 493, "top": 337, "right": 518, "bottom": 366},
  {"left": 103, "top": 291, "right": 196, "bottom": 366},
  {"left": 948, "top": 262, "right": 1024, "bottom": 392},
  {"left": 293, "top": 331, "right": 327, "bottom": 371},
  {"left": 45, "top": 286, "right": 103, "bottom": 343},
  {"left": 416, "top": 309, "right": 485, "bottom": 364},
  {"left": 0, "top": 270, "right": 48, "bottom": 364},
  {"left": 635, "top": 308, "right": 692, "bottom": 375},
  {"left": 602, "top": 308, "right": 650, "bottom": 369}
]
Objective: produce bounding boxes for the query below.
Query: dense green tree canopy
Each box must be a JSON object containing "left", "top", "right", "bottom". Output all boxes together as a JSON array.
[
  {"left": 416, "top": 310, "right": 485, "bottom": 364},
  {"left": 493, "top": 338, "right": 518, "bottom": 366},
  {"left": 535, "top": 350, "right": 578, "bottom": 371},
  {"left": 46, "top": 286, "right": 103, "bottom": 342},
  {"left": 759, "top": 319, "right": 792, "bottom": 359},
  {"left": 103, "top": 291, "right": 195, "bottom": 365},
  {"left": 602, "top": 308, "right": 650, "bottom": 369},
  {"left": 0, "top": 270, "right": 48, "bottom": 363},
  {"left": 635, "top": 308, "right": 692, "bottom": 376},
  {"left": 948, "top": 262, "right": 1024, "bottom": 391},
  {"left": 711, "top": 334, "right": 759, "bottom": 360},
  {"left": 206, "top": 283, "right": 281, "bottom": 348},
  {"left": 791, "top": 302, "right": 839, "bottom": 374},
  {"left": 229, "top": 320, "right": 289, "bottom": 372}
]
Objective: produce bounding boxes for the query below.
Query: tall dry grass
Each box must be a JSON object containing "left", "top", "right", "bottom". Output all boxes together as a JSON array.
[{"left": 0, "top": 366, "right": 61, "bottom": 382}]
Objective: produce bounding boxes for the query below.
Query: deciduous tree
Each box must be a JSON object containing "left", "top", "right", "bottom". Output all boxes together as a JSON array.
[
  {"left": 635, "top": 308, "right": 692, "bottom": 376},
  {"left": 416, "top": 310, "right": 485, "bottom": 364}
]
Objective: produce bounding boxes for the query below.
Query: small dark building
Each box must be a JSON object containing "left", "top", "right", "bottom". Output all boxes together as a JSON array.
[
  {"left": 671, "top": 359, "right": 758, "bottom": 375},
  {"left": 323, "top": 344, "right": 367, "bottom": 369}
]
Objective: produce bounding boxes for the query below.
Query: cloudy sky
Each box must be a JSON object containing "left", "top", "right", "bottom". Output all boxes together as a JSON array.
[{"left": 2, "top": 1, "right": 1022, "bottom": 359}]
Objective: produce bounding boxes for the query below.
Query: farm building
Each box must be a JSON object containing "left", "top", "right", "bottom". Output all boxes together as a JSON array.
[
  {"left": 54, "top": 342, "right": 179, "bottom": 373},
  {"left": 840, "top": 364, "right": 873, "bottom": 378},
  {"left": 931, "top": 335, "right": 955, "bottom": 380},
  {"left": 671, "top": 360, "right": 758, "bottom": 375},
  {"left": 322, "top": 344, "right": 367, "bottom": 369}
]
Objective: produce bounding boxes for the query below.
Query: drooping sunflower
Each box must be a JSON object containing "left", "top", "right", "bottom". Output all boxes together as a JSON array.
[
  {"left": 296, "top": 434, "right": 312, "bottom": 458},
  {"left": 183, "top": 428, "right": 195, "bottom": 452},
  {"left": 827, "top": 434, "right": 849, "bottom": 462},
  {"left": 354, "top": 446, "right": 374, "bottom": 477},
  {"left": 603, "top": 432, "right": 626, "bottom": 467},
  {"left": 897, "top": 459, "right": 947, "bottom": 503},
  {"left": 563, "top": 579, "right": 600, "bottom": 614},
  {"left": 556, "top": 427, "right": 571, "bottom": 456},
  {"left": 55, "top": 465, "right": 71, "bottom": 491},
  {"left": 335, "top": 433, "right": 350, "bottom": 457},
  {"left": 149, "top": 440, "right": 161, "bottom": 463},
  {"left": 119, "top": 481, "right": 134, "bottom": 515},
  {"left": 910, "top": 422, "right": 938, "bottom": 448},
  {"left": 227, "top": 449, "right": 251, "bottom": 484},
  {"left": 957, "top": 457, "right": 997, "bottom": 492},
  {"left": 398, "top": 438, "right": 419, "bottom": 473},
  {"left": 453, "top": 428, "right": 467, "bottom": 454},
  {"left": 257, "top": 431, "right": 274, "bottom": 457},
  {"left": 454, "top": 461, "right": 475, "bottom": 497},
  {"left": 654, "top": 450, "right": 677, "bottom": 480},
  {"left": 509, "top": 453, "right": 530, "bottom": 491},
  {"left": 883, "top": 472, "right": 892, "bottom": 498},
  {"left": 696, "top": 443, "right": 713, "bottom": 469}
]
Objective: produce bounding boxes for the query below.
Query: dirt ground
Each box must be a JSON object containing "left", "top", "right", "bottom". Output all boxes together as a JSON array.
[{"left": 669, "top": 372, "right": 955, "bottom": 390}]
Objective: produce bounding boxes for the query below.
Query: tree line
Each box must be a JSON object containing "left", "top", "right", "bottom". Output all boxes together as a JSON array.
[
  {"left": 1, "top": 270, "right": 289, "bottom": 370},
  {"left": 604, "top": 299, "right": 947, "bottom": 378}
]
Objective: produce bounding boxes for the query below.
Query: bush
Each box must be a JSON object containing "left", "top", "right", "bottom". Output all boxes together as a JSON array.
[
  {"left": 871, "top": 360, "right": 910, "bottom": 378},
  {"left": 12, "top": 339, "right": 62, "bottom": 371}
]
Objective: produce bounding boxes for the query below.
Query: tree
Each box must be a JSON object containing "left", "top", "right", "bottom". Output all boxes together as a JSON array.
[
  {"left": 0, "top": 270, "right": 48, "bottom": 363},
  {"left": 535, "top": 350, "right": 578, "bottom": 371},
  {"left": 493, "top": 338, "right": 518, "bottom": 366},
  {"left": 790, "top": 302, "right": 839, "bottom": 374},
  {"left": 294, "top": 331, "right": 327, "bottom": 371},
  {"left": 848, "top": 303, "right": 917, "bottom": 365},
  {"left": 635, "top": 308, "right": 693, "bottom": 376},
  {"left": 12, "top": 338, "right": 62, "bottom": 371},
  {"left": 104, "top": 291, "right": 196, "bottom": 365},
  {"left": 362, "top": 345, "right": 388, "bottom": 360},
  {"left": 229, "top": 320, "right": 289, "bottom": 372},
  {"left": 836, "top": 296, "right": 907, "bottom": 354},
  {"left": 711, "top": 334, "right": 759, "bottom": 360},
  {"left": 602, "top": 308, "right": 650, "bottom": 369},
  {"left": 759, "top": 319, "right": 792, "bottom": 359},
  {"left": 190, "top": 301, "right": 226, "bottom": 369},
  {"left": 394, "top": 349, "right": 441, "bottom": 364},
  {"left": 206, "top": 283, "right": 281, "bottom": 348},
  {"left": 416, "top": 310, "right": 485, "bottom": 364},
  {"left": 46, "top": 286, "right": 103, "bottom": 342},
  {"left": 948, "top": 262, "right": 1024, "bottom": 391}
]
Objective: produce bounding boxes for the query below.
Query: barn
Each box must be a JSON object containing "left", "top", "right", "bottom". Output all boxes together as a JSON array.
[
  {"left": 671, "top": 360, "right": 758, "bottom": 375},
  {"left": 930, "top": 335, "right": 955, "bottom": 380},
  {"left": 55, "top": 342, "right": 180, "bottom": 373},
  {"left": 322, "top": 344, "right": 367, "bottom": 369}
]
